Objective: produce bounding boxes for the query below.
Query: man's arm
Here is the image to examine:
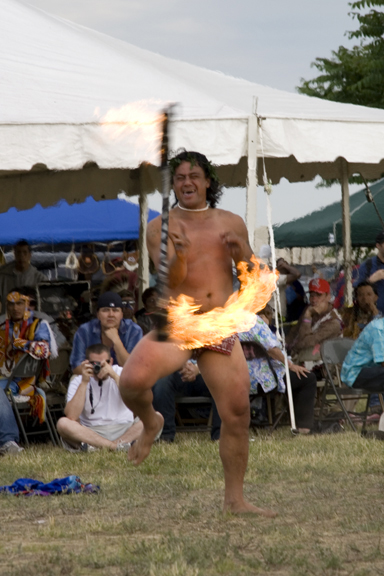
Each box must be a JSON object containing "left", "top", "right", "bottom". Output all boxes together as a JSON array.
[
  {"left": 12, "top": 319, "right": 52, "bottom": 359},
  {"left": 64, "top": 361, "right": 92, "bottom": 421},
  {"left": 146, "top": 217, "right": 189, "bottom": 289},
  {"left": 357, "top": 258, "right": 384, "bottom": 285},
  {"left": 220, "top": 215, "right": 253, "bottom": 266},
  {"left": 295, "top": 315, "right": 342, "bottom": 351},
  {"left": 70, "top": 328, "right": 87, "bottom": 375},
  {"left": 276, "top": 259, "right": 301, "bottom": 284},
  {"left": 102, "top": 327, "right": 130, "bottom": 366},
  {"left": 267, "top": 347, "right": 310, "bottom": 378}
]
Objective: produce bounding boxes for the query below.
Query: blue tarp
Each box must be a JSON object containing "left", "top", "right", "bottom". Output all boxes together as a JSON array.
[{"left": 0, "top": 197, "right": 159, "bottom": 246}]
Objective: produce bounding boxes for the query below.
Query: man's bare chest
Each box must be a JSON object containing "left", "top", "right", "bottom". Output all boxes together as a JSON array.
[{"left": 179, "top": 219, "right": 228, "bottom": 260}]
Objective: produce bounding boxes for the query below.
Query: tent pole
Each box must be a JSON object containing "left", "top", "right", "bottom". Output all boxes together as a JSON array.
[
  {"left": 340, "top": 159, "right": 353, "bottom": 306},
  {"left": 138, "top": 166, "right": 149, "bottom": 308},
  {"left": 245, "top": 98, "right": 258, "bottom": 251}
]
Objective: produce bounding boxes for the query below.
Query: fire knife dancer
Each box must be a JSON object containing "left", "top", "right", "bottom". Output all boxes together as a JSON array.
[{"left": 119, "top": 150, "right": 277, "bottom": 516}]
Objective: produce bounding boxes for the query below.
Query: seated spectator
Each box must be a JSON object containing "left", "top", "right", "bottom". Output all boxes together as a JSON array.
[
  {"left": 0, "top": 286, "right": 69, "bottom": 350},
  {"left": 342, "top": 281, "right": 381, "bottom": 339},
  {"left": 286, "top": 280, "right": 307, "bottom": 325},
  {"left": 0, "top": 289, "right": 58, "bottom": 425},
  {"left": 70, "top": 292, "right": 142, "bottom": 374},
  {"left": 0, "top": 240, "right": 47, "bottom": 312},
  {"left": 136, "top": 287, "right": 159, "bottom": 335},
  {"left": 286, "top": 278, "right": 342, "bottom": 363},
  {"left": 239, "top": 313, "right": 317, "bottom": 434},
  {"left": 341, "top": 317, "right": 384, "bottom": 394},
  {"left": 152, "top": 360, "right": 221, "bottom": 442},
  {"left": 57, "top": 344, "right": 142, "bottom": 452},
  {"left": 0, "top": 388, "right": 24, "bottom": 455},
  {"left": 119, "top": 289, "right": 136, "bottom": 321},
  {"left": 275, "top": 258, "right": 301, "bottom": 321},
  {"left": 355, "top": 231, "right": 384, "bottom": 314},
  {"left": 258, "top": 247, "right": 301, "bottom": 321}
]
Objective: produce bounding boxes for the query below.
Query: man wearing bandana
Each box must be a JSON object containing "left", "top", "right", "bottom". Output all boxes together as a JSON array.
[{"left": 0, "top": 290, "right": 58, "bottom": 447}]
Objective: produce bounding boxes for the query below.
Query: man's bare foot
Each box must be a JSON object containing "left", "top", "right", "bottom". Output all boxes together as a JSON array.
[
  {"left": 224, "top": 500, "right": 278, "bottom": 517},
  {"left": 127, "top": 412, "right": 164, "bottom": 466}
]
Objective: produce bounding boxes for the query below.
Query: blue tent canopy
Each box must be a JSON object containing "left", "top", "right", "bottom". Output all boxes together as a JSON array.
[{"left": 0, "top": 197, "right": 159, "bottom": 246}]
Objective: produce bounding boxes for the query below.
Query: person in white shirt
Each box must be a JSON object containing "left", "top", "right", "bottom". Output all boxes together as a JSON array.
[{"left": 57, "top": 343, "right": 142, "bottom": 452}]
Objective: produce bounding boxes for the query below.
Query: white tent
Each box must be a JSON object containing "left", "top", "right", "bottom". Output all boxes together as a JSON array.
[{"left": 2, "top": 0, "right": 384, "bottom": 213}]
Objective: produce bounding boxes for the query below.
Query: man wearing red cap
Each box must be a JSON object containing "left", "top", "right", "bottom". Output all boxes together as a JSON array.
[{"left": 286, "top": 278, "right": 342, "bottom": 362}]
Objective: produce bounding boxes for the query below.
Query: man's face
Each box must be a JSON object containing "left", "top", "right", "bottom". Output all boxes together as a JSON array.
[
  {"left": 7, "top": 299, "right": 26, "bottom": 322},
  {"left": 14, "top": 245, "right": 31, "bottom": 270},
  {"left": 121, "top": 297, "right": 136, "bottom": 320},
  {"left": 173, "top": 161, "right": 210, "bottom": 210},
  {"left": 309, "top": 291, "right": 330, "bottom": 309},
  {"left": 97, "top": 306, "right": 123, "bottom": 330},
  {"left": 88, "top": 351, "right": 111, "bottom": 379},
  {"left": 145, "top": 292, "right": 158, "bottom": 313},
  {"left": 356, "top": 285, "right": 378, "bottom": 312}
]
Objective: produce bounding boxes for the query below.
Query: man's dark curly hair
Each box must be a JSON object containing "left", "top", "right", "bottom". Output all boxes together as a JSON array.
[{"left": 169, "top": 149, "right": 223, "bottom": 209}]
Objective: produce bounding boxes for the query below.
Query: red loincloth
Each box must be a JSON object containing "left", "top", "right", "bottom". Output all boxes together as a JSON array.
[{"left": 191, "top": 334, "right": 238, "bottom": 360}]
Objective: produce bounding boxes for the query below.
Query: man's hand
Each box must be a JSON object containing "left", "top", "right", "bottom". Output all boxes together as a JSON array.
[
  {"left": 220, "top": 231, "right": 248, "bottom": 263},
  {"left": 80, "top": 360, "right": 93, "bottom": 384},
  {"left": 366, "top": 301, "right": 379, "bottom": 316},
  {"left": 369, "top": 269, "right": 384, "bottom": 283},
  {"left": 306, "top": 301, "right": 328, "bottom": 317},
  {"left": 96, "top": 360, "right": 116, "bottom": 382},
  {"left": 169, "top": 222, "right": 190, "bottom": 261},
  {"left": 103, "top": 327, "right": 121, "bottom": 345},
  {"left": 179, "top": 361, "right": 199, "bottom": 382}
]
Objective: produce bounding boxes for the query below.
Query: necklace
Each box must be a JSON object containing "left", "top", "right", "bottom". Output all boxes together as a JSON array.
[{"left": 177, "top": 202, "right": 209, "bottom": 212}]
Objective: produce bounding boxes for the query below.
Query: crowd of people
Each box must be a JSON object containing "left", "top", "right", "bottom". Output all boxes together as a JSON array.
[
  {"left": 1, "top": 222, "right": 384, "bottom": 454},
  {"left": 1, "top": 151, "right": 384, "bottom": 515}
]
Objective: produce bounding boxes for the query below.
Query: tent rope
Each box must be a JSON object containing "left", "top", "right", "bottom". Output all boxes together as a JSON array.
[{"left": 258, "top": 117, "right": 297, "bottom": 432}]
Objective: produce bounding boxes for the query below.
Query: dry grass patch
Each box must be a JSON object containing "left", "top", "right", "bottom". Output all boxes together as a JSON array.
[{"left": 1, "top": 430, "right": 384, "bottom": 575}]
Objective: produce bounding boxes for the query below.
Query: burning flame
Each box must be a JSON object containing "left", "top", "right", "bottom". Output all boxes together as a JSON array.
[
  {"left": 168, "top": 256, "right": 278, "bottom": 350},
  {"left": 95, "top": 100, "right": 166, "bottom": 162}
]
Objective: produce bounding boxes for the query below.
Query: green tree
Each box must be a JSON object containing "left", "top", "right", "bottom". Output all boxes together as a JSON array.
[{"left": 297, "top": 1, "right": 384, "bottom": 109}]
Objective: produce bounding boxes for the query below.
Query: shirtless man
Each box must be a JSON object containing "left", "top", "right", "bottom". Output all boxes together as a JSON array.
[{"left": 119, "top": 150, "right": 276, "bottom": 516}]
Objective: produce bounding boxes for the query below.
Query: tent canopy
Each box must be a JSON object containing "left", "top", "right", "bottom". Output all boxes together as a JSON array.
[
  {"left": 273, "top": 179, "right": 384, "bottom": 248},
  {"left": 1, "top": 0, "right": 384, "bottom": 213},
  {"left": 0, "top": 196, "right": 159, "bottom": 246}
]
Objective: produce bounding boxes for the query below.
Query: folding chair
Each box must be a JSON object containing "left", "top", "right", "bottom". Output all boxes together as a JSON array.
[
  {"left": 5, "top": 354, "right": 58, "bottom": 446},
  {"left": 320, "top": 338, "right": 378, "bottom": 432},
  {"left": 175, "top": 397, "right": 213, "bottom": 431}
]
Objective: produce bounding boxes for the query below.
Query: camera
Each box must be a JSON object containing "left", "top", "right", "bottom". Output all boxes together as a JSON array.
[{"left": 92, "top": 361, "right": 102, "bottom": 376}]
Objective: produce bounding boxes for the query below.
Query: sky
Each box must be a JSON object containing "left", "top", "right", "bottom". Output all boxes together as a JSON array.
[{"left": 26, "top": 0, "right": 364, "bottom": 226}]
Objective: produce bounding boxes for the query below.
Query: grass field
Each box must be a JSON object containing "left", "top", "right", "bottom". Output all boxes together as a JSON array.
[{"left": 1, "top": 429, "right": 384, "bottom": 576}]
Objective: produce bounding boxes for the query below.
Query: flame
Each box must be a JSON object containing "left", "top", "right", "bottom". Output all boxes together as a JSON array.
[
  {"left": 168, "top": 256, "right": 278, "bottom": 350},
  {"left": 95, "top": 100, "right": 166, "bottom": 161}
]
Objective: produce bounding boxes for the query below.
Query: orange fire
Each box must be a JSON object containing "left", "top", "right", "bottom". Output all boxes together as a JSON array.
[{"left": 167, "top": 256, "right": 278, "bottom": 350}]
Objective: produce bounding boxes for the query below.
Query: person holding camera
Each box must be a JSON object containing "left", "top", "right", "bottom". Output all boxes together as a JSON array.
[
  {"left": 57, "top": 343, "right": 142, "bottom": 452},
  {"left": 70, "top": 291, "right": 142, "bottom": 374}
]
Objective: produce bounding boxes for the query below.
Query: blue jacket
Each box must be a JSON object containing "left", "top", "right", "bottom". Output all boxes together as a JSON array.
[{"left": 70, "top": 318, "right": 142, "bottom": 369}]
